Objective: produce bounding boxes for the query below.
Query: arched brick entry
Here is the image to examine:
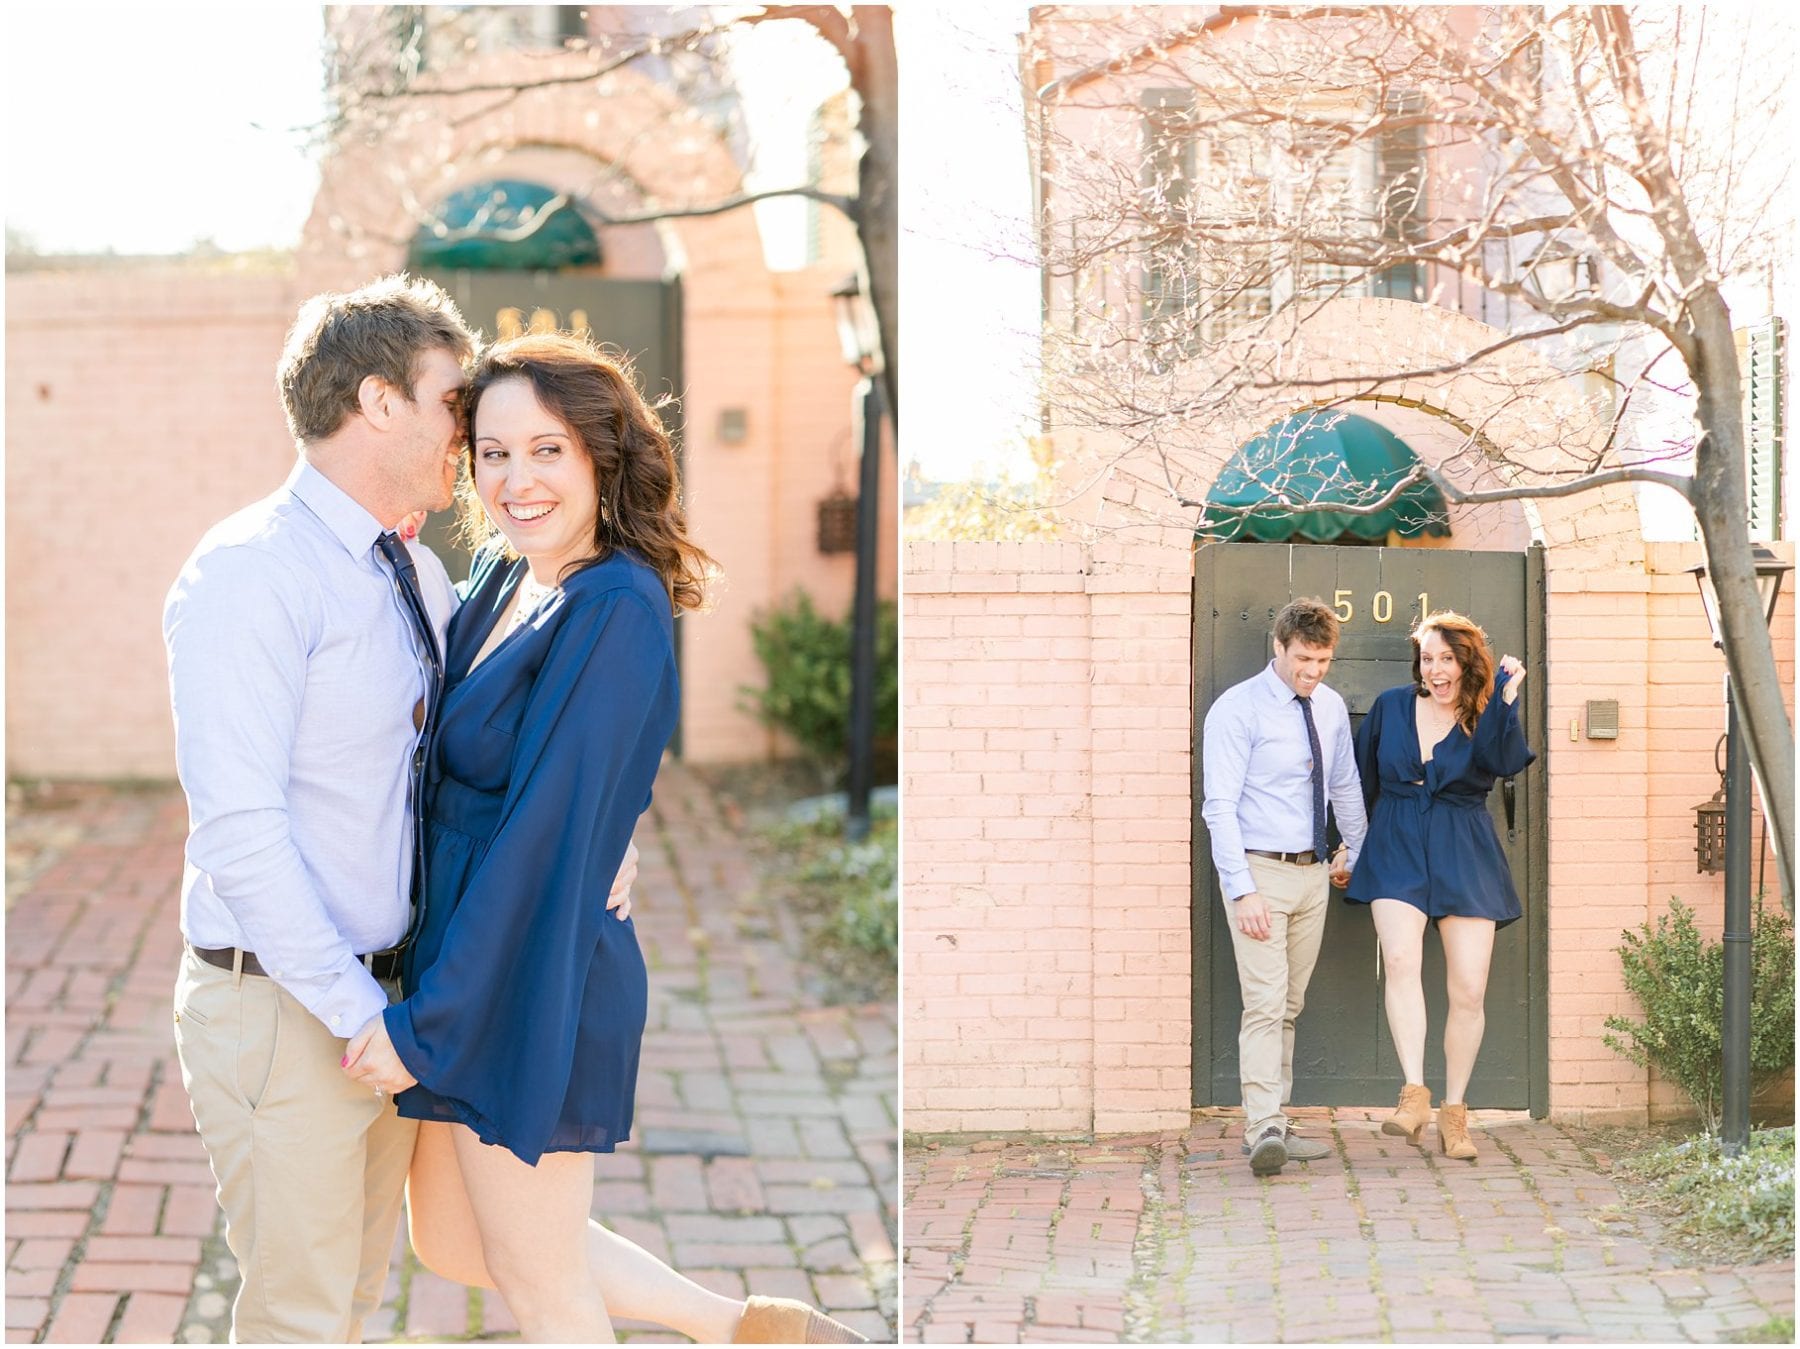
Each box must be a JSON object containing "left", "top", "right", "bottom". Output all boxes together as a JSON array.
[{"left": 295, "top": 55, "right": 874, "bottom": 760}]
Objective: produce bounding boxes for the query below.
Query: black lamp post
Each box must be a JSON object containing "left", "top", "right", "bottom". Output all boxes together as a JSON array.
[
  {"left": 831, "top": 275, "right": 884, "bottom": 843},
  {"left": 1687, "top": 544, "right": 1792, "bottom": 1155}
]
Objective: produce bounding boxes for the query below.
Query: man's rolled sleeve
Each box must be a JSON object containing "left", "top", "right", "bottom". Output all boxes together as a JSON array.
[
  {"left": 1201, "top": 698, "right": 1257, "bottom": 900},
  {"left": 166, "top": 547, "right": 385, "bottom": 1035}
]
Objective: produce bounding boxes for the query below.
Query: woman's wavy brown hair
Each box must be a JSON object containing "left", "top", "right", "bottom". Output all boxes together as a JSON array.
[
  {"left": 1409, "top": 610, "right": 1495, "bottom": 733},
  {"left": 458, "top": 332, "right": 715, "bottom": 612}
]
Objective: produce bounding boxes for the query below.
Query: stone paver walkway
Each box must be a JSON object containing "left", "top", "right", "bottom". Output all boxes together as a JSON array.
[
  {"left": 904, "top": 1108, "right": 1793, "bottom": 1343},
  {"left": 6, "top": 768, "right": 896, "bottom": 1343}
]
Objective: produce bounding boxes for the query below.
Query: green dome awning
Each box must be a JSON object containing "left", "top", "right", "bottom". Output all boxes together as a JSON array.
[
  {"left": 1196, "top": 411, "right": 1451, "bottom": 542},
  {"left": 409, "top": 179, "right": 601, "bottom": 271}
]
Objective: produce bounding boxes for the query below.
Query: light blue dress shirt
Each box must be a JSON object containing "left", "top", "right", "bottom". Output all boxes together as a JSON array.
[
  {"left": 1201, "top": 662, "right": 1367, "bottom": 901},
  {"left": 164, "top": 461, "right": 455, "bottom": 1038}
]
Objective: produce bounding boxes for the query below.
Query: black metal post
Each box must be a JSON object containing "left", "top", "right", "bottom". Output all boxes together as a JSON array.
[
  {"left": 845, "top": 375, "right": 882, "bottom": 843},
  {"left": 1721, "top": 682, "right": 1752, "bottom": 1155}
]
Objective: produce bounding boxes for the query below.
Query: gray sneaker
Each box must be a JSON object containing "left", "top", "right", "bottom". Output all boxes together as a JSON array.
[
  {"left": 1248, "top": 1125, "right": 1287, "bottom": 1175},
  {"left": 1283, "top": 1132, "right": 1333, "bottom": 1162}
]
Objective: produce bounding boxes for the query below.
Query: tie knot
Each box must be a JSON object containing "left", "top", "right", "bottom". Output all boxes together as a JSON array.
[{"left": 377, "top": 532, "right": 415, "bottom": 572}]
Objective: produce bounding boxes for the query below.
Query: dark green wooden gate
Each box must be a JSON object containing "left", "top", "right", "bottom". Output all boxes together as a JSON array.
[{"left": 1191, "top": 543, "right": 1549, "bottom": 1113}]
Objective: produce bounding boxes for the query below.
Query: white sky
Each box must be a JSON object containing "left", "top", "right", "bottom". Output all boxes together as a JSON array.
[
  {"left": 895, "top": 3, "right": 1040, "bottom": 482},
  {"left": 3, "top": 5, "right": 329, "bottom": 254}
]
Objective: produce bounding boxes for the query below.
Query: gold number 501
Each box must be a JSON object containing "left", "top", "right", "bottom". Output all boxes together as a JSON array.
[{"left": 1331, "top": 589, "right": 1425, "bottom": 625}]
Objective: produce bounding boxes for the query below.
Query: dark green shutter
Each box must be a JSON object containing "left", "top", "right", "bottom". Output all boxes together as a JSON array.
[{"left": 1744, "top": 317, "right": 1785, "bottom": 541}]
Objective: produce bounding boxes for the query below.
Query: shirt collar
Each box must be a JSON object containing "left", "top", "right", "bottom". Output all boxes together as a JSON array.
[
  {"left": 287, "top": 460, "right": 388, "bottom": 561},
  {"left": 1259, "top": 661, "right": 1303, "bottom": 703}
]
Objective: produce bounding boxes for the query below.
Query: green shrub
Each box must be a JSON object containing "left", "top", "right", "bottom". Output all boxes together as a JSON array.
[
  {"left": 740, "top": 590, "right": 897, "bottom": 779},
  {"left": 1603, "top": 897, "right": 1795, "bottom": 1131}
]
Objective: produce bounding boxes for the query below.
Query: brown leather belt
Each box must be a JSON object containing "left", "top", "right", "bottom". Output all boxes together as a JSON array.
[
  {"left": 190, "top": 944, "right": 403, "bottom": 982},
  {"left": 1245, "top": 848, "right": 1321, "bottom": 866}
]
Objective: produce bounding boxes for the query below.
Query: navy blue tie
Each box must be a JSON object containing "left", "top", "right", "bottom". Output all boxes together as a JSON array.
[
  {"left": 376, "top": 532, "right": 442, "bottom": 953},
  {"left": 1297, "top": 695, "right": 1327, "bottom": 860}
]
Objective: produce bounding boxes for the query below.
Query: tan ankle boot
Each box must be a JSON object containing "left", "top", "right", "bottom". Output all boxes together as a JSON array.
[
  {"left": 733, "top": 1295, "right": 869, "bottom": 1343},
  {"left": 1382, "top": 1083, "right": 1433, "bottom": 1145},
  {"left": 1437, "top": 1101, "right": 1478, "bottom": 1160}
]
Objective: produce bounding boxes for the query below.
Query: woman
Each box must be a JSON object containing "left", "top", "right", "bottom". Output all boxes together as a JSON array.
[
  {"left": 342, "top": 333, "right": 864, "bottom": 1344},
  {"left": 1343, "top": 611, "right": 1533, "bottom": 1161}
]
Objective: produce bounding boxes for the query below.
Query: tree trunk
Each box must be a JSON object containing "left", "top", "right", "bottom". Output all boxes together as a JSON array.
[{"left": 1689, "top": 297, "right": 1796, "bottom": 910}]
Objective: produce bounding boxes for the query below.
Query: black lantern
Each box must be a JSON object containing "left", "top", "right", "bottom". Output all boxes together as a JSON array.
[
  {"left": 817, "top": 491, "right": 858, "bottom": 554},
  {"left": 1685, "top": 544, "right": 1792, "bottom": 649},
  {"left": 1694, "top": 791, "right": 1727, "bottom": 873}
]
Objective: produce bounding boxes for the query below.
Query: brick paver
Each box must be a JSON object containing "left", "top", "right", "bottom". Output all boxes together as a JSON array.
[
  {"left": 6, "top": 772, "right": 897, "bottom": 1342},
  {"left": 904, "top": 1110, "right": 1793, "bottom": 1343}
]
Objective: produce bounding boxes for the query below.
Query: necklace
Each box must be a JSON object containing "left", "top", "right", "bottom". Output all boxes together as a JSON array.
[
  {"left": 509, "top": 573, "right": 556, "bottom": 630},
  {"left": 1422, "top": 700, "right": 1458, "bottom": 733}
]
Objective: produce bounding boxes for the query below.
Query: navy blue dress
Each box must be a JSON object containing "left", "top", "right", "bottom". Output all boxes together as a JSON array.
[
  {"left": 384, "top": 543, "right": 677, "bottom": 1165},
  {"left": 1344, "top": 673, "right": 1535, "bottom": 927}
]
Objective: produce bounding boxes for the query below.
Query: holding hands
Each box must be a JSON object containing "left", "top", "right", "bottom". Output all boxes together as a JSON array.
[
  {"left": 1498, "top": 654, "right": 1527, "bottom": 704},
  {"left": 1329, "top": 844, "right": 1352, "bottom": 889},
  {"left": 343, "top": 1015, "right": 417, "bottom": 1096}
]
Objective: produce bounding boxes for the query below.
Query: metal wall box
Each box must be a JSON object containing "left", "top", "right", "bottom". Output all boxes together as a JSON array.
[{"left": 1585, "top": 699, "right": 1620, "bottom": 740}]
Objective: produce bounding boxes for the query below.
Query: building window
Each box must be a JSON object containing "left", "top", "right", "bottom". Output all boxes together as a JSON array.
[{"left": 1137, "top": 88, "right": 1428, "bottom": 353}]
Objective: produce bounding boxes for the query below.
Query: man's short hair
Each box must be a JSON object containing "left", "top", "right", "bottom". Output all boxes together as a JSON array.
[
  {"left": 1273, "top": 597, "right": 1340, "bottom": 649},
  {"left": 277, "top": 274, "right": 475, "bottom": 444}
]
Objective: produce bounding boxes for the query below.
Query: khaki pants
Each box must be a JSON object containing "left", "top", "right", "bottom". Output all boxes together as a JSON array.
[
  {"left": 1224, "top": 855, "right": 1331, "bottom": 1142},
  {"left": 173, "top": 948, "right": 417, "bottom": 1343}
]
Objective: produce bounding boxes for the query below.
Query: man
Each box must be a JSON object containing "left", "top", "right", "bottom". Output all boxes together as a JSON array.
[
  {"left": 163, "top": 275, "right": 474, "bottom": 1342},
  {"left": 1201, "top": 597, "right": 1367, "bottom": 1176}
]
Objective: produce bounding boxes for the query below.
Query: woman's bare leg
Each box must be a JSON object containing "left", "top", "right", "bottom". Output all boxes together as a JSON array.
[
  {"left": 1371, "top": 899, "right": 1429, "bottom": 1084},
  {"left": 1439, "top": 915, "right": 1497, "bottom": 1103},
  {"left": 407, "top": 1121, "right": 743, "bottom": 1343},
  {"left": 448, "top": 1124, "right": 613, "bottom": 1342}
]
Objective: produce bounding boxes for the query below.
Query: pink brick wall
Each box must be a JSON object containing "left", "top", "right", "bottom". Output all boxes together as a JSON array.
[
  {"left": 6, "top": 269, "right": 301, "bottom": 779},
  {"left": 905, "top": 533, "right": 1796, "bottom": 1133},
  {"left": 903, "top": 540, "right": 1193, "bottom": 1135},
  {"left": 1545, "top": 547, "right": 1796, "bottom": 1124}
]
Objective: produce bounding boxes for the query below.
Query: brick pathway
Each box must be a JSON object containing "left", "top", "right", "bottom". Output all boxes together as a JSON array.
[
  {"left": 6, "top": 769, "right": 897, "bottom": 1343},
  {"left": 904, "top": 1108, "right": 1794, "bottom": 1343}
]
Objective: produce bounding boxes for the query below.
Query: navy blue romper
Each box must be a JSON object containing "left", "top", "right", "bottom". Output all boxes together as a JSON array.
[
  {"left": 385, "top": 544, "right": 677, "bottom": 1165},
  {"left": 1343, "top": 672, "right": 1535, "bottom": 928}
]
